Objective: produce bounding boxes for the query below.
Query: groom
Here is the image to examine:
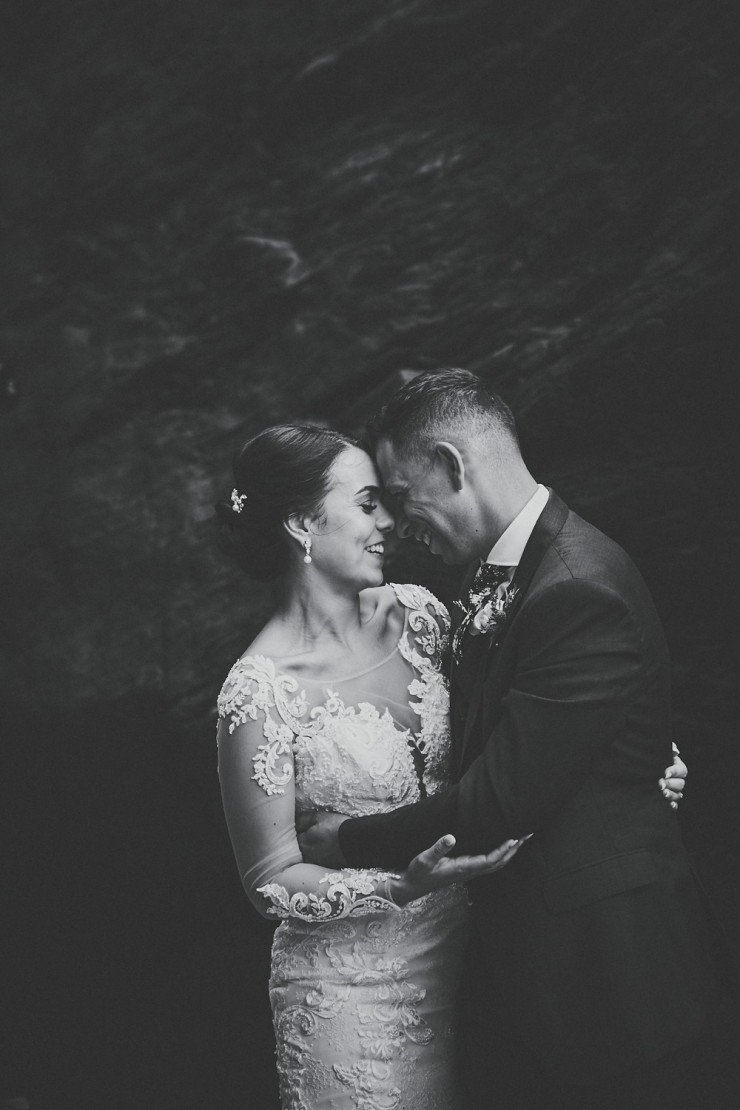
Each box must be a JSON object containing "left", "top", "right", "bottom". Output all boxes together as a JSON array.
[{"left": 299, "top": 369, "right": 716, "bottom": 1107}]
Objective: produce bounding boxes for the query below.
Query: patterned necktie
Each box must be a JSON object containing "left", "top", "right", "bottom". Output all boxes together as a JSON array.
[{"left": 469, "top": 561, "right": 511, "bottom": 596}]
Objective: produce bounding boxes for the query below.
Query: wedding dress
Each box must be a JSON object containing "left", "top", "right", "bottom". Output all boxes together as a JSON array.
[{"left": 217, "top": 584, "right": 470, "bottom": 1110}]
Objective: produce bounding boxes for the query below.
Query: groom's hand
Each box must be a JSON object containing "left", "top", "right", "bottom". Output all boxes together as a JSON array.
[
  {"left": 392, "top": 834, "right": 524, "bottom": 906},
  {"left": 297, "top": 810, "right": 348, "bottom": 868}
]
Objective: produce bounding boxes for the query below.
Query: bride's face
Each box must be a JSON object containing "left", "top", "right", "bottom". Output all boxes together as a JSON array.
[{"left": 310, "top": 446, "right": 394, "bottom": 590}]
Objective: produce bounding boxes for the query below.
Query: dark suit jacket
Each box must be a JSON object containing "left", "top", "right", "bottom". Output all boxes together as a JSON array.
[{"left": 340, "top": 491, "right": 715, "bottom": 1085}]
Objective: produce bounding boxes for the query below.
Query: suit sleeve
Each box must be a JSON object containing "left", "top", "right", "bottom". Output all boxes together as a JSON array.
[{"left": 340, "top": 578, "right": 641, "bottom": 867}]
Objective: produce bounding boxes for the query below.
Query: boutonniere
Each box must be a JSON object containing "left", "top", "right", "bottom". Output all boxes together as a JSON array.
[{"left": 451, "top": 583, "right": 519, "bottom": 665}]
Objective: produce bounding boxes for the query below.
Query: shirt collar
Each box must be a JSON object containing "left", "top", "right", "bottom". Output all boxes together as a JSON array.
[{"left": 486, "top": 484, "right": 549, "bottom": 567}]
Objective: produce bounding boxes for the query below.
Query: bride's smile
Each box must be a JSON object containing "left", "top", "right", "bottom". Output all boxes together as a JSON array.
[{"left": 302, "top": 445, "right": 394, "bottom": 591}]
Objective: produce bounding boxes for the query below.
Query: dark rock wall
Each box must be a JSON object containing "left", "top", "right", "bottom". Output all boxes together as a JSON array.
[{"left": 2, "top": 2, "right": 738, "bottom": 1106}]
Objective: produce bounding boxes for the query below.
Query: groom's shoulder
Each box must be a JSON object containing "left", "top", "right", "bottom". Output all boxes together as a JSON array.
[
  {"left": 561, "top": 505, "right": 627, "bottom": 557},
  {"left": 544, "top": 502, "right": 646, "bottom": 595}
]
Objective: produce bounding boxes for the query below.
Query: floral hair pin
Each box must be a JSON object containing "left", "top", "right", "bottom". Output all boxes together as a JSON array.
[{"left": 231, "top": 488, "right": 248, "bottom": 513}]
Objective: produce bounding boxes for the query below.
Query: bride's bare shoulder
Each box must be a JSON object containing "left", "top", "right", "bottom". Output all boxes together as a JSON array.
[
  {"left": 359, "top": 584, "right": 405, "bottom": 633},
  {"left": 236, "top": 615, "right": 292, "bottom": 664}
]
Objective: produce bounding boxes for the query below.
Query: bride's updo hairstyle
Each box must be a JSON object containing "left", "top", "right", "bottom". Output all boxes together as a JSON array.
[{"left": 215, "top": 424, "right": 358, "bottom": 581}]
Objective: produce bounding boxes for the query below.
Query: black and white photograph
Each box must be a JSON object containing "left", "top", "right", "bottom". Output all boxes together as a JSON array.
[{"left": 2, "top": 2, "right": 739, "bottom": 1107}]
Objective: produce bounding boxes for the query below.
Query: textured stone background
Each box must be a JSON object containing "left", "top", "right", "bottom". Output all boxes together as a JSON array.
[{"left": 2, "top": 1, "right": 738, "bottom": 1106}]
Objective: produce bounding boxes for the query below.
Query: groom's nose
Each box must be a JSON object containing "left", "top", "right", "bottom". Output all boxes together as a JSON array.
[{"left": 394, "top": 513, "right": 414, "bottom": 540}]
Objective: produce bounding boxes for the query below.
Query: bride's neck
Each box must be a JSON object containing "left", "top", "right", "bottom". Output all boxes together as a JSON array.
[{"left": 276, "top": 572, "right": 364, "bottom": 649}]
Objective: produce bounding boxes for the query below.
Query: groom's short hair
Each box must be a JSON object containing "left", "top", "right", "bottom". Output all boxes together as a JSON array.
[{"left": 367, "top": 368, "right": 519, "bottom": 459}]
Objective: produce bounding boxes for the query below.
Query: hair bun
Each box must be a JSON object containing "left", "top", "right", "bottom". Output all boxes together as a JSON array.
[{"left": 214, "top": 423, "right": 358, "bottom": 581}]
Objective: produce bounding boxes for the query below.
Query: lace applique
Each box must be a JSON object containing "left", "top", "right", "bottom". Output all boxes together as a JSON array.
[
  {"left": 332, "top": 1060, "right": 405, "bottom": 1109},
  {"left": 268, "top": 896, "right": 458, "bottom": 1110},
  {"left": 391, "top": 584, "right": 453, "bottom": 795},
  {"left": 325, "top": 942, "right": 434, "bottom": 1046},
  {"left": 273, "top": 1003, "right": 332, "bottom": 1110},
  {"left": 294, "top": 692, "right": 421, "bottom": 816},
  {"left": 257, "top": 870, "right": 399, "bottom": 921},
  {"left": 390, "top": 583, "right": 450, "bottom": 661},
  {"left": 217, "top": 654, "right": 308, "bottom": 796}
]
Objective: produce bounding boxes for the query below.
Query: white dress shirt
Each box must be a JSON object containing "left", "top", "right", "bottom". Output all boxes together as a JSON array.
[{"left": 486, "top": 484, "right": 550, "bottom": 580}]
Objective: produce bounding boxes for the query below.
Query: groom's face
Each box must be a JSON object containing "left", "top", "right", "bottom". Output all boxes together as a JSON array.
[{"left": 375, "top": 438, "right": 476, "bottom": 565}]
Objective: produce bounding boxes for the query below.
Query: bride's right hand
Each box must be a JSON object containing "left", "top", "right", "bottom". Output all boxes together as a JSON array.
[{"left": 390, "top": 834, "right": 523, "bottom": 906}]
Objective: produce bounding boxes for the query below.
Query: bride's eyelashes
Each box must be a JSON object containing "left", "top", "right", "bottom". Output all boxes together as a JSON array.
[{"left": 360, "top": 501, "right": 379, "bottom": 514}]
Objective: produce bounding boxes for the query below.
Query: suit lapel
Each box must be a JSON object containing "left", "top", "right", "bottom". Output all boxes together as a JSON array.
[{"left": 455, "top": 490, "right": 569, "bottom": 770}]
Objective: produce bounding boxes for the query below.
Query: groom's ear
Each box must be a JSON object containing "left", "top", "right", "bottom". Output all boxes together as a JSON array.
[{"left": 435, "top": 442, "right": 465, "bottom": 491}]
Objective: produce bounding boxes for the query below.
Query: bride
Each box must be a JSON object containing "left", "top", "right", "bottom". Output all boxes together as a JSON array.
[{"left": 214, "top": 424, "right": 685, "bottom": 1109}]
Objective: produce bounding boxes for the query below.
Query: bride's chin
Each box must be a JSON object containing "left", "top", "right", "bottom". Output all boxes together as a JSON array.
[{"left": 362, "top": 567, "right": 385, "bottom": 588}]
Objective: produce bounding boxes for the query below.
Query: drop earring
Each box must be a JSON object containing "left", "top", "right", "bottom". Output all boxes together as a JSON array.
[{"left": 303, "top": 538, "right": 312, "bottom": 564}]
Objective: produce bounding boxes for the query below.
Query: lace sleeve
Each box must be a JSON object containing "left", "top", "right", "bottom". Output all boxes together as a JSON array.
[{"left": 217, "top": 655, "right": 400, "bottom": 921}]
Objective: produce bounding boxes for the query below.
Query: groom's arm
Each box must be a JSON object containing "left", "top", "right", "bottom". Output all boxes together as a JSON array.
[
  {"left": 340, "top": 579, "right": 643, "bottom": 867},
  {"left": 338, "top": 774, "right": 463, "bottom": 871}
]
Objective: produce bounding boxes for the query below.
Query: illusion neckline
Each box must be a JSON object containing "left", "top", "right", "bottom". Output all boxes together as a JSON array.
[
  {"left": 276, "top": 603, "right": 409, "bottom": 686},
  {"left": 251, "top": 590, "right": 410, "bottom": 683}
]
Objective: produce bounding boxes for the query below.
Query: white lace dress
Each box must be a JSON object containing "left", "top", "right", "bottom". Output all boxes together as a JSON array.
[{"left": 217, "top": 584, "right": 471, "bottom": 1110}]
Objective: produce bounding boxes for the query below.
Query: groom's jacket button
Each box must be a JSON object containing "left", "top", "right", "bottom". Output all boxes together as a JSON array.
[{"left": 543, "top": 849, "right": 657, "bottom": 913}]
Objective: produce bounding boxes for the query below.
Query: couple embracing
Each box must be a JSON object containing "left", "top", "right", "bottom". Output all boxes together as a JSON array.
[{"left": 216, "top": 369, "right": 715, "bottom": 1108}]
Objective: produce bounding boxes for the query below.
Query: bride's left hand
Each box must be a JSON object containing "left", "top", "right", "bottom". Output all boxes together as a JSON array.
[
  {"left": 390, "top": 834, "right": 524, "bottom": 907},
  {"left": 660, "top": 744, "right": 688, "bottom": 810}
]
